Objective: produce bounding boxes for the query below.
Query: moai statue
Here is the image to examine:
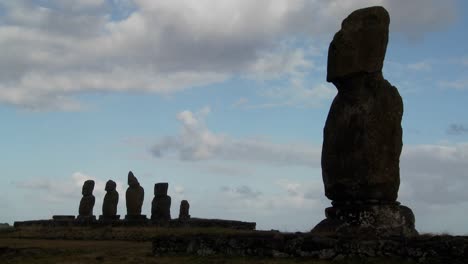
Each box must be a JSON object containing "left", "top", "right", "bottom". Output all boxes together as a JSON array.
[
  {"left": 99, "top": 180, "right": 119, "bottom": 221},
  {"left": 178, "top": 200, "right": 190, "bottom": 221},
  {"left": 77, "top": 180, "right": 96, "bottom": 222},
  {"left": 125, "top": 171, "right": 146, "bottom": 221},
  {"left": 312, "top": 6, "right": 417, "bottom": 237},
  {"left": 151, "top": 183, "right": 171, "bottom": 223}
]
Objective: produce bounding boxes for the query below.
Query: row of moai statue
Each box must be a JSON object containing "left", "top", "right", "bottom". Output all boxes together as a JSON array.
[{"left": 77, "top": 171, "right": 190, "bottom": 222}]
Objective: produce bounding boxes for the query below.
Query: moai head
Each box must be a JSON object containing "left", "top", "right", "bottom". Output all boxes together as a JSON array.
[
  {"left": 82, "top": 180, "right": 95, "bottom": 196},
  {"left": 327, "top": 6, "right": 389, "bottom": 83},
  {"left": 128, "top": 171, "right": 140, "bottom": 187},
  {"left": 154, "top": 183, "right": 169, "bottom": 196},
  {"left": 105, "top": 180, "right": 117, "bottom": 192}
]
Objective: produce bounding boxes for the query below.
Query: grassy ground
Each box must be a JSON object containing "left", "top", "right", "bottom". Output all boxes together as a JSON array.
[
  {"left": 0, "top": 227, "right": 418, "bottom": 264},
  {"left": 0, "top": 238, "right": 418, "bottom": 264}
]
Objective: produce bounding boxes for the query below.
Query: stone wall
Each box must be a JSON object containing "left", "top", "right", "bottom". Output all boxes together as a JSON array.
[
  {"left": 13, "top": 217, "right": 256, "bottom": 230},
  {"left": 153, "top": 232, "right": 468, "bottom": 262}
]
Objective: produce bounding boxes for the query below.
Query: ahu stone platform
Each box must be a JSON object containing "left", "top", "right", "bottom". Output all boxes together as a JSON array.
[
  {"left": 152, "top": 232, "right": 468, "bottom": 262},
  {"left": 13, "top": 217, "right": 256, "bottom": 230}
]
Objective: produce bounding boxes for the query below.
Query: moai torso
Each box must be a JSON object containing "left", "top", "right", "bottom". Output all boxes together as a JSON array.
[
  {"left": 126, "top": 172, "right": 144, "bottom": 215},
  {"left": 102, "top": 180, "right": 119, "bottom": 216},
  {"left": 151, "top": 183, "right": 171, "bottom": 221},
  {"left": 79, "top": 180, "right": 95, "bottom": 216}
]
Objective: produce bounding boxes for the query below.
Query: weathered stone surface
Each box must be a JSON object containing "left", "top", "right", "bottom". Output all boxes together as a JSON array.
[
  {"left": 327, "top": 6, "right": 389, "bottom": 82},
  {"left": 102, "top": 180, "right": 119, "bottom": 217},
  {"left": 178, "top": 200, "right": 190, "bottom": 220},
  {"left": 322, "top": 6, "right": 401, "bottom": 203},
  {"left": 52, "top": 215, "right": 75, "bottom": 221},
  {"left": 151, "top": 183, "right": 171, "bottom": 222},
  {"left": 322, "top": 73, "right": 403, "bottom": 202},
  {"left": 312, "top": 203, "right": 417, "bottom": 238},
  {"left": 78, "top": 180, "right": 95, "bottom": 217},
  {"left": 125, "top": 171, "right": 144, "bottom": 216},
  {"left": 153, "top": 232, "right": 468, "bottom": 262},
  {"left": 314, "top": 6, "right": 417, "bottom": 238}
]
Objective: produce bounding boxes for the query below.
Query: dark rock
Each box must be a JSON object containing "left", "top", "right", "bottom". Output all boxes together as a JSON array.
[
  {"left": 178, "top": 200, "right": 190, "bottom": 221},
  {"left": 151, "top": 183, "right": 171, "bottom": 222},
  {"left": 52, "top": 215, "right": 75, "bottom": 221},
  {"left": 102, "top": 180, "right": 119, "bottom": 217},
  {"left": 314, "top": 6, "right": 417, "bottom": 237},
  {"left": 312, "top": 203, "right": 417, "bottom": 238},
  {"left": 153, "top": 232, "right": 468, "bottom": 261},
  {"left": 327, "top": 6, "right": 389, "bottom": 82},
  {"left": 322, "top": 6, "right": 400, "bottom": 203},
  {"left": 126, "top": 171, "right": 144, "bottom": 216},
  {"left": 322, "top": 73, "right": 403, "bottom": 202},
  {"left": 78, "top": 180, "right": 95, "bottom": 217}
]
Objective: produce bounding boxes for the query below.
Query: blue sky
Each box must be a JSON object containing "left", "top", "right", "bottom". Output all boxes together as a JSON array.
[{"left": 1, "top": 0, "right": 468, "bottom": 234}]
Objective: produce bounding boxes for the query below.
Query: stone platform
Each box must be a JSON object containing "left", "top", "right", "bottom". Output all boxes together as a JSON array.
[
  {"left": 14, "top": 217, "right": 256, "bottom": 230},
  {"left": 152, "top": 232, "right": 468, "bottom": 262}
]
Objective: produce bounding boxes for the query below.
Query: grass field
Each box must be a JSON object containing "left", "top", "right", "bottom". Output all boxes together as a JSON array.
[{"left": 0, "top": 227, "right": 419, "bottom": 264}]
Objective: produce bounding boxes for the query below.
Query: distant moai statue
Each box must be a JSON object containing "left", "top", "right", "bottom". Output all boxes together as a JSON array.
[
  {"left": 178, "top": 200, "right": 190, "bottom": 221},
  {"left": 77, "top": 180, "right": 96, "bottom": 221},
  {"left": 311, "top": 6, "right": 417, "bottom": 237},
  {"left": 100, "top": 180, "right": 119, "bottom": 221},
  {"left": 125, "top": 171, "right": 146, "bottom": 220},
  {"left": 151, "top": 183, "right": 171, "bottom": 223}
]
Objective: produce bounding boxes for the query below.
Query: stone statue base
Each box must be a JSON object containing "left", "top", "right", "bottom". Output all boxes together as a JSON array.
[
  {"left": 311, "top": 202, "right": 418, "bottom": 238},
  {"left": 124, "top": 215, "right": 147, "bottom": 225},
  {"left": 52, "top": 215, "right": 75, "bottom": 221},
  {"left": 150, "top": 216, "right": 171, "bottom": 226},
  {"left": 99, "top": 215, "right": 120, "bottom": 222},
  {"left": 76, "top": 215, "right": 96, "bottom": 223}
]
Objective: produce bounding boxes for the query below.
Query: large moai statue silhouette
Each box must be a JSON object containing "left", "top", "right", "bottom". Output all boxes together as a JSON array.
[
  {"left": 125, "top": 171, "right": 146, "bottom": 221},
  {"left": 77, "top": 180, "right": 96, "bottom": 222},
  {"left": 99, "top": 180, "right": 119, "bottom": 221},
  {"left": 312, "top": 6, "right": 417, "bottom": 237},
  {"left": 151, "top": 183, "right": 171, "bottom": 223}
]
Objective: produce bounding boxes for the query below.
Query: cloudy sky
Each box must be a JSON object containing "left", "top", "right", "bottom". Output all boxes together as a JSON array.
[{"left": 1, "top": 0, "right": 468, "bottom": 234}]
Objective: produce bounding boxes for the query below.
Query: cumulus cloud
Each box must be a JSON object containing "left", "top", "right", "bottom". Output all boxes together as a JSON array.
[
  {"left": 255, "top": 82, "right": 336, "bottom": 109},
  {"left": 151, "top": 107, "right": 321, "bottom": 167},
  {"left": 0, "top": 0, "right": 457, "bottom": 110},
  {"left": 400, "top": 143, "right": 468, "bottom": 205},
  {"left": 16, "top": 171, "right": 125, "bottom": 208}
]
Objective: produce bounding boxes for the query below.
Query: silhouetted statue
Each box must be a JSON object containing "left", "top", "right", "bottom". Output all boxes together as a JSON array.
[
  {"left": 78, "top": 180, "right": 95, "bottom": 221},
  {"left": 151, "top": 183, "right": 171, "bottom": 223},
  {"left": 125, "top": 171, "right": 145, "bottom": 220},
  {"left": 312, "top": 6, "right": 417, "bottom": 238},
  {"left": 178, "top": 200, "right": 190, "bottom": 221},
  {"left": 100, "top": 180, "right": 119, "bottom": 220}
]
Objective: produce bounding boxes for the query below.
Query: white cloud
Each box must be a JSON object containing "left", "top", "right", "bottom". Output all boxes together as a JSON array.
[
  {"left": 151, "top": 107, "right": 321, "bottom": 167},
  {"left": 400, "top": 143, "right": 468, "bottom": 205},
  {"left": 255, "top": 82, "right": 336, "bottom": 109},
  {"left": 0, "top": 0, "right": 457, "bottom": 110},
  {"left": 16, "top": 172, "right": 125, "bottom": 214},
  {"left": 407, "top": 61, "right": 432, "bottom": 71},
  {"left": 439, "top": 80, "right": 468, "bottom": 90},
  {"left": 246, "top": 46, "right": 313, "bottom": 81}
]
